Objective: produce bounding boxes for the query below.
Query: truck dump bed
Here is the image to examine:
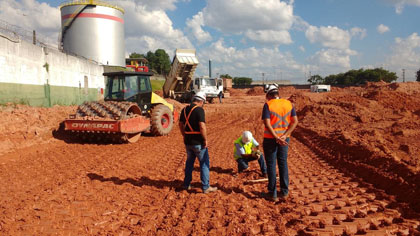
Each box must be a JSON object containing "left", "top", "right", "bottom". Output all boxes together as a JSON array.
[{"left": 163, "top": 49, "right": 199, "bottom": 99}]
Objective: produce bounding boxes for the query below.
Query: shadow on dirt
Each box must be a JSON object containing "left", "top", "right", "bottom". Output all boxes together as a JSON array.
[
  {"left": 87, "top": 173, "right": 184, "bottom": 190},
  {"left": 193, "top": 166, "right": 234, "bottom": 175},
  {"left": 52, "top": 122, "right": 81, "bottom": 144},
  {"left": 87, "top": 172, "right": 259, "bottom": 199}
]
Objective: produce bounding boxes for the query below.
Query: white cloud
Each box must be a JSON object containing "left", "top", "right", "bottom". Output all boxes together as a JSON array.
[
  {"left": 196, "top": 39, "right": 308, "bottom": 83},
  {"left": 299, "top": 46, "right": 305, "bottom": 52},
  {"left": 130, "top": 0, "right": 179, "bottom": 11},
  {"left": 186, "top": 12, "right": 212, "bottom": 44},
  {"left": 201, "top": 0, "right": 294, "bottom": 44},
  {"left": 116, "top": 0, "right": 193, "bottom": 55},
  {"left": 385, "top": 33, "right": 420, "bottom": 81},
  {"left": 350, "top": 27, "right": 367, "bottom": 39},
  {"left": 305, "top": 25, "right": 351, "bottom": 50},
  {"left": 292, "top": 15, "right": 310, "bottom": 31},
  {"left": 377, "top": 24, "right": 390, "bottom": 34},
  {"left": 384, "top": 0, "right": 420, "bottom": 14},
  {"left": 244, "top": 30, "right": 292, "bottom": 45},
  {"left": 0, "top": 0, "right": 60, "bottom": 44},
  {"left": 309, "top": 48, "right": 357, "bottom": 72}
]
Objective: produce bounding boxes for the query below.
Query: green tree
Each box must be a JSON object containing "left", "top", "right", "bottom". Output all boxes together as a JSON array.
[
  {"left": 144, "top": 49, "right": 171, "bottom": 75},
  {"left": 154, "top": 49, "right": 171, "bottom": 75},
  {"left": 324, "top": 74, "right": 338, "bottom": 85},
  {"left": 323, "top": 68, "right": 397, "bottom": 85},
  {"left": 308, "top": 74, "right": 324, "bottom": 84},
  {"left": 145, "top": 51, "right": 157, "bottom": 73},
  {"left": 220, "top": 74, "right": 232, "bottom": 79},
  {"left": 416, "top": 68, "right": 420, "bottom": 82},
  {"left": 129, "top": 52, "right": 144, "bottom": 58},
  {"left": 233, "top": 77, "right": 253, "bottom": 85}
]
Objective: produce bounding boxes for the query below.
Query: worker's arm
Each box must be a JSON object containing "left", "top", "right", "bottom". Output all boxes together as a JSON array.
[
  {"left": 235, "top": 144, "right": 256, "bottom": 159},
  {"left": 264, "top": 118, "right": 288, "bottom": 146},
  {"left": 283, "top": 115, "right": 298, "bottom": 137},
  {"left": 199, "top": 122, "right": 207, "bottom": 148},
  {"left": 263, "top": 118, "right": 278, "bottom": 138},
  {"left": 277, "top": 115, "right": 298, "bottom": 145},
  {"left": 178, "top": 121, "right": 185, "bottom": 137}
]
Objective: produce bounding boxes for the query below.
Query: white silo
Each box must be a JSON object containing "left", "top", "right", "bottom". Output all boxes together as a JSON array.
[{"left": 60, "top": 0, "right": 125, "bottom": 66}]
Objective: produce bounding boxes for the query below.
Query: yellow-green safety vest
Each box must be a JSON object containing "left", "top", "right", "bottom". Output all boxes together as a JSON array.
[{"left": 233, "top": 137, "right": 254, "bottom": 160}]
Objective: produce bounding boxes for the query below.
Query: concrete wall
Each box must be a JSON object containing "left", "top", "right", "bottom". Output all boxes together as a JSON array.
[{"left": 0, "top": 32, "right": 105, "bottom": 106}]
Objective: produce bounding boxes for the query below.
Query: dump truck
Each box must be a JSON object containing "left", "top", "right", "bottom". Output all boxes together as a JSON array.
[
  {"left": 163, "top": 49, "right": 219, "bottom": 103},
  {"left": 64, "top": 71, "right": 177, "bottom": 143}
]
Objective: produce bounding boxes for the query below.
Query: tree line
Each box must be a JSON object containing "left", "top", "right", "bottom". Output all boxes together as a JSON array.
[
  {"left": 308, "top": 68, "right": 398, "bottom": 85},
  {"left": 220, "top": 74, "right": 254, "bottom": 85}
]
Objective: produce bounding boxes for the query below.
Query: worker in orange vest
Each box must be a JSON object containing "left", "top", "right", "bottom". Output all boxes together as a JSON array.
[{"left": 261, "top": 84, "right": 298, "bottom": 202}]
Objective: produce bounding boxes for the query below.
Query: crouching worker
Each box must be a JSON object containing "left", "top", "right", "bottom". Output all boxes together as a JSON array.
[{"left": 234, "top": 131, "right": 267, "bottom": 177}]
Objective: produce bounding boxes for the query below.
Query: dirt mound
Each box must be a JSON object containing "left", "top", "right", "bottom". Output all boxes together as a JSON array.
[
  {"left": 0, "top": 104, "right": 76, "bottom": 156},
  {"left": 154, "top": 90, "right": 164, "bottom": 97},
  {"left": 293, "top": 83, "right": 420, "bottom": 211},
  {"left": 164, "top": 98, "right": 185, "bottom": 111},
  {"left": 278, "top": 86, "right": 297, "bottom": 97},
  {"left": 227, "top": 88, "right": 248, "bottom": 96},
  {"left": 246, "top": 86, "right": 265, "bottom": 95}
]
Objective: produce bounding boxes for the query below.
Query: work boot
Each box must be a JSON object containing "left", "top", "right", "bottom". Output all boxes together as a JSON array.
[
  {"left": 279, "top": 193, "right": 289, "bottom": 200},
  {"left": 203, "top": 186, "right": 218, "bottom": 194},
  {"left": 261, "top": 192, "right": 278, "bottom": 202},
  {"left": 184, "top": 185, "right": 191, "bottom": 191}
]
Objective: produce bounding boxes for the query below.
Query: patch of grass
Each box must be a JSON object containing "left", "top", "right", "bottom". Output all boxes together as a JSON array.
[
  {"left": 151, "top": 80, "right": 165, "bottom": 92},
  {"left": 0, "top": 98, "right": 30, "bottom": 109}
]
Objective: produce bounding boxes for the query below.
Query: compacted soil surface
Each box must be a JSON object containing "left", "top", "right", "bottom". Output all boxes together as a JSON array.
[{"left": 0, "top": 82, "right": 419, "bottom": 235}]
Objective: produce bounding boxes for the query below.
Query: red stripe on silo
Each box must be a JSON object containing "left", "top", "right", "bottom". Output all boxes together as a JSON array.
[{"left": 62, "top": 13, "right": 124, "bottom": 23}]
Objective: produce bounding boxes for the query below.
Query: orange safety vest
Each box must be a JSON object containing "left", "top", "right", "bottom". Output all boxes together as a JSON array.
[
  {"left": 183, "top": 105, "right": 201, "bottom": 135},
  {"left": 264, "top": 98, "right": 293, "bottom": 138}
]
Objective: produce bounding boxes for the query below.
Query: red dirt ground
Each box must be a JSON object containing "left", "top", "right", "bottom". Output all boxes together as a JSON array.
[{"left": 0, "top": 82, "right": 419, "bottom": 235}]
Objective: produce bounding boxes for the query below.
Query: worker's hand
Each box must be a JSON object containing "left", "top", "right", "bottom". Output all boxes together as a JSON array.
[
  {"left": 276, "top": 135, "right": 288, "bottom": 146},
  {"left": 203, "top": 139, "right": 208, "bottom": 148}
]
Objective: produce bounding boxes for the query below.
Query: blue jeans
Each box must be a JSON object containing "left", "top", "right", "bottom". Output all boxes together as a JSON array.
[
  {"left": 236, "top": 154, "right": 267, "bottom": 174},
  {"left": 184, "top": 145, "right": 210, "bottom": 190},
  {"left": 263, "top": 138, "right": 290, "bottom": 198}
]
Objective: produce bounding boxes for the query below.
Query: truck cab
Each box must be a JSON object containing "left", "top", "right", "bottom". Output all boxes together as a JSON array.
[{"left": 190, "top": 76, "right": 219, "bottom": 103}]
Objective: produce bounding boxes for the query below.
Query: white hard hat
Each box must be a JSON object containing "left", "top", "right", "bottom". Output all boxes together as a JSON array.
[
  {"left": 241, "top": 131, "right": 253, "bottom": 143},
  {"left": 266, "top": 84, "right": 278, "bottom": 94},
  {"left": 193, "top": 91, "right": 206, "bottom": 101}
]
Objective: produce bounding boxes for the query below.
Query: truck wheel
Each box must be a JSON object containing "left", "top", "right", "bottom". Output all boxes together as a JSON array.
[
  {"left": 151, "top": 104, "right": 174, "bottom": 136},
  {"left": 208, "top": 98, "right": 214, "bottom": 104}
]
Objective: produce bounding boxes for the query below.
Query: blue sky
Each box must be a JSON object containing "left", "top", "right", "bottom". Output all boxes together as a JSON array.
[{"left": 1, "top": 0, "right": 419, "bottom": 83}]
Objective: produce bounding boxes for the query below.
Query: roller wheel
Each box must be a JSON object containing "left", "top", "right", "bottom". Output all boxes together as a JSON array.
[{"left": 150, "top": 104, "right": 173, "bottom": 136}]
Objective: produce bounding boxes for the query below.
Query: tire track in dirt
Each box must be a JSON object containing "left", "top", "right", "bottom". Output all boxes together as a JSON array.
[{"left": 285, "top": 140, "right": 419, "bottom": 235}]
